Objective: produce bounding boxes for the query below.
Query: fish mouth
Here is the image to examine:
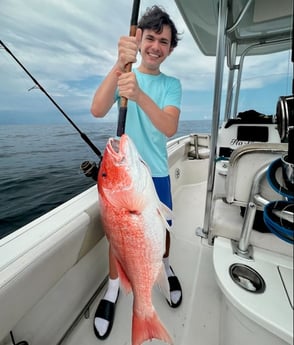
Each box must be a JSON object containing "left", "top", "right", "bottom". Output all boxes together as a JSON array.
[
  {"left": 107, "top": 135, "right": 128, "bottom": 163},
  {"left": 107, "top": 134, "right": 141, "bottom": 168},
  {"left": 109, "top": 138, "right": 120, "bottom": 154}
]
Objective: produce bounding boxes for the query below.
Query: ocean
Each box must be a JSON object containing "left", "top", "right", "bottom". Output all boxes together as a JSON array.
[{"left": 0, "top": 120, "right": 211, "bottom": 238}]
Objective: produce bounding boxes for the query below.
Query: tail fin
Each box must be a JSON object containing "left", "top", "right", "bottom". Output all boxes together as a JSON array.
[{"left": 132, "top": 310, "right": 173, "bottom": 345}]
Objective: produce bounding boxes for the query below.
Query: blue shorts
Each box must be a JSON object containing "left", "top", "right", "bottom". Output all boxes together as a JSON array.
[{"left": 152, "top": 176, "right": 172, "bottom": 226}]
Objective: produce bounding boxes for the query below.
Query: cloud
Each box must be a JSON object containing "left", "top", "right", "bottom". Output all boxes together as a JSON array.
[
  {"left": 0, "top": 0, "right": 291, "bottom": 124},
  {"left": 240, "top": 52, "right": 291, "bottom": 89},
  {"left": 0, "top": 0, "right": 207, "bottom": 121}
]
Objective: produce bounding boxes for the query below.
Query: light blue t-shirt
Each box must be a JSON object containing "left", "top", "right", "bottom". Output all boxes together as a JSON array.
[{"left": 115, "top": 68, "right": 182, "bottom": 177}]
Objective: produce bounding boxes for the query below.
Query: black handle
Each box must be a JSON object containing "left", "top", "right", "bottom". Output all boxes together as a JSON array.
[{"left": 130, "top": 0, "right": 140, "bottom": 26}]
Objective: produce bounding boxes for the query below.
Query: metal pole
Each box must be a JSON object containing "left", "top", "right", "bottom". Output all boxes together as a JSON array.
[{"left": 201, "top": 0, "right": 228, "bottom": 237}]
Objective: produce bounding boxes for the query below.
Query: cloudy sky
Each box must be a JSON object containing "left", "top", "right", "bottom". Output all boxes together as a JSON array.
[{"left": 0, "top": 0, "right": 292, "bottom": 125}]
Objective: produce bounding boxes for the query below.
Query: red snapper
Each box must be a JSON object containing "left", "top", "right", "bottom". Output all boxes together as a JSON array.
[{"left": 97, "top": 134, "right": 173, "bottom": 345}]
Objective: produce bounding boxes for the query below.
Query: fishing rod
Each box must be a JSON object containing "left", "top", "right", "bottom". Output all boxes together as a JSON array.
[
  {"left": 0, "top": 40, "right": 102, "bottom": 160},
  {"left": 116, "top": 0, "right": 140, "bottom": 137},
  {"left": 83, "top": 0, "right": 141, "bottom": 181}
]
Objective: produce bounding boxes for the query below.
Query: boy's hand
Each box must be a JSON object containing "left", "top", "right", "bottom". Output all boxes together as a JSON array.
[
  {"left": 117, "top": 29, "right": 142, "bottom": 71},
  {"left": 117, "top": 71, "right": 140, "bottom": 102}
]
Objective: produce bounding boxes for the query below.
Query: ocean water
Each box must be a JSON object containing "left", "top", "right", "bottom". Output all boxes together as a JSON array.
[{"left": 0, "top": 120, "right": 211, "bottom": 238}]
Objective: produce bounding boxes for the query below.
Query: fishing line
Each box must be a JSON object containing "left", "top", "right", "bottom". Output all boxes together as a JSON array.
[{"left": 0, "top": 40, "right": 102, "bottom": 160}]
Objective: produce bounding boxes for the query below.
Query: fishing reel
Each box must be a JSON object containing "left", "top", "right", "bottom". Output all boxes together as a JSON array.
[
  {"left": 80, "top": 160, "right": 101, "bottom": 182},
  {"left": 275, "top": 95, "right": 294, "bottom": 142},
  {"left": 261, "top": 96, "right": 294, "bottom": 243},
  {"left": 275, "top": 95, "right": 294, "bottom": 191}
]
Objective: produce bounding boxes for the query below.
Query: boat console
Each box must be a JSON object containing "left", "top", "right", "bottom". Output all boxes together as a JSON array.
[
  {"left": 217, "top": 110, "right": 281, "bottom": 159},
  {"left": 211, "top": 92, "right": 293, "bottom": 345}
]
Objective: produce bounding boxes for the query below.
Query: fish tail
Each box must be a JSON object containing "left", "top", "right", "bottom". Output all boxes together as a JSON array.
[{"left": 132, "top": 310, "right": 173, "bottom": 345}]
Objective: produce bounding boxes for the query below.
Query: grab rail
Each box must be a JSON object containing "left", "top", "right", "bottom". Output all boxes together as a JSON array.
[{"left": 234, "top": 163, "right": 292, "bottom": 259}]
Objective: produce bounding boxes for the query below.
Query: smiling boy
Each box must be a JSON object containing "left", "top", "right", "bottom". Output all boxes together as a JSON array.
[{"left": 91, "top": 5, "right": 182, "bottom": 339}]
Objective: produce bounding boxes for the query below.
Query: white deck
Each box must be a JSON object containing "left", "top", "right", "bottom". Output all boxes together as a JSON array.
[{"left": 62, "top": 181, "right": 222, "bottom": 345}]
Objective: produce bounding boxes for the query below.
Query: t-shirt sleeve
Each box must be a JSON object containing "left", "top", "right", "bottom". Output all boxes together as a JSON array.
[{"left": 163, "top": 77, "right": 182, "bottom": 110}]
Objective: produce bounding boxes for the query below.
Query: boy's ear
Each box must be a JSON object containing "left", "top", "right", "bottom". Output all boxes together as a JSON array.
[{"left": 168, "top": 47, "right": 174, "bottom": 55}]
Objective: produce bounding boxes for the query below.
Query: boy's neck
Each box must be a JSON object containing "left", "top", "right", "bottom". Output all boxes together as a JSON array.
[{"left": 138, "top": 64, "right": 161, "bottom": 75}]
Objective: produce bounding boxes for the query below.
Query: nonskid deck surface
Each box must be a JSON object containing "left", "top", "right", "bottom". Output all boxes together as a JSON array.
[{"left": 62, "top": 182, "right": 212, "bottom": 345}]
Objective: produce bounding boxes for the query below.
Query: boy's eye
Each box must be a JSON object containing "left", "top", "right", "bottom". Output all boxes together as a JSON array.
[{"left": 144, "top": 35, "right": 170, "bottom": 46}]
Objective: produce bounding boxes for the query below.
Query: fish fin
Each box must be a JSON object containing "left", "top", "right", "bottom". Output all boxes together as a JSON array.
[
  {"left": 155, "top": 263, "right": 171, "bottom": 305},
  {"left": 132, "top": 309, "right": 173, "bottom": 345},
  {"left": 157, "top": 202, "right": 173, "bottom": 232},
  {"left": 103, "top": 188, "right": 146, "bottom": 213},
  {"left": 159, "top": 201, "right": 173, "bottom": 221},
  {"left": 115, "top": 258, "right": 132, "bottom": 294}
]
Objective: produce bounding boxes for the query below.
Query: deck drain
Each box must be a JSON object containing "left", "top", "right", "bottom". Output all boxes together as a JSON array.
[{"left": 229, "top": 263, "right": 266, "bottom": 293}]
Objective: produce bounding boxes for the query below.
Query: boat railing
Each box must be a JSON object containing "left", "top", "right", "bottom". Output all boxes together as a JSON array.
[
  {"left": 233, "top": 163, "right": 273, "bottom": 259},
  {"left": 234, "top": 160, "right": 293, "bottom": 259},
  {"left": 209, "top": 142, "right": 290, "bottom": 254},
  {"left": 226, "top": 143, "right": 288, "bottom": 203},
  {"left": 168, "top": 133, "right": 210, "bottom": 164}
]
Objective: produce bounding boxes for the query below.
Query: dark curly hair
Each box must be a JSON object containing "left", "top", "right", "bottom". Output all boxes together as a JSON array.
[{"left": 138, "top": 5, "right": 180, "bottom": 49}]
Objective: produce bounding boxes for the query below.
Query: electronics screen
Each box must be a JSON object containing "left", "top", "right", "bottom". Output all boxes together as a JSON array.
[{"left": 237, "top": 126, "right": 268, "bottom": 142}]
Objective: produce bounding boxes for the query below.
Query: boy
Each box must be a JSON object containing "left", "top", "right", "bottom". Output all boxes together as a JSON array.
[{"left": 91, "top": 5, "right": 182, "bottom": 339}]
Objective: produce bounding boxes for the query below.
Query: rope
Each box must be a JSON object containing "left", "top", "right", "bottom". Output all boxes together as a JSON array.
[{"left": 263, "top": 201, "right": 294, "bottom": 244}]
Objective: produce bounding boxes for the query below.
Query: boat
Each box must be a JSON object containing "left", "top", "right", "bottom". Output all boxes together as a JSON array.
[{"left": 0, "top": 0, "right": 293, "bottom": 344}]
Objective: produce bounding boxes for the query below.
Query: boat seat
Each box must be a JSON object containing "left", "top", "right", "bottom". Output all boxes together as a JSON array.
[
  {"left": 210, "top": 142, "right": 292, "bottom": 256},
  {"left": 225, "top": 142, "right": 287, "bottom": 206}
]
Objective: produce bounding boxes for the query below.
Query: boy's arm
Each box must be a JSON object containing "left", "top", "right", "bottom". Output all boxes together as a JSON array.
[
  {"left": 138, "top": 91, "right": 180, "bottom": 137},
  {"left": 90, "top": 64, "right": 120, "bottom": 118},
  {"left": 91, "top": 32, "right": 140, "bottom": 118}
]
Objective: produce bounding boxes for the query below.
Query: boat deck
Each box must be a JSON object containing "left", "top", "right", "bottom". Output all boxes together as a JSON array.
[{"left": 62, "top": 181, "right": 221, "bottom": 345}]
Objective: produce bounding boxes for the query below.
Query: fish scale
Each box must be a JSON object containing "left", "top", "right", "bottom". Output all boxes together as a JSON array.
[{"left": 98, "top": 134, "right": 173, "bottom": 345}]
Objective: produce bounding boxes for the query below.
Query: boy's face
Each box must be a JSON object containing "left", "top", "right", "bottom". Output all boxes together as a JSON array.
[{"left": 139, "top": 25, "right": 173, "bottom": 73}]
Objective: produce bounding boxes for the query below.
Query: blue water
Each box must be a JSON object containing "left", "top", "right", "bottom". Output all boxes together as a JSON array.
[{"left": 0, "top": 120, "right": 211, "bottom": 238}]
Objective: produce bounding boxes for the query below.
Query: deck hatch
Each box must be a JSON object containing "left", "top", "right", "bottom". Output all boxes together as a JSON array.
[{"left": 229, "top": 263, "right": 266, "bottom": 293}]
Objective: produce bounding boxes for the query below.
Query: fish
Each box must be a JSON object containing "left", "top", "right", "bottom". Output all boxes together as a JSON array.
[{"left": 97, "top": 134, "right": 173, "bottom": 345}]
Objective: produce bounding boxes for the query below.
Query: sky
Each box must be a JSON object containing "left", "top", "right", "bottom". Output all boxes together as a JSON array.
[{"left": 0, "top": 0, "right": 292, "bottom": 125}]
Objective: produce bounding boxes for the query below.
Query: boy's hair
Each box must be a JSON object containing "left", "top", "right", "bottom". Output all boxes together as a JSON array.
[{"left": 138, "top": 5, "right": 180, "bottom": 48}]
